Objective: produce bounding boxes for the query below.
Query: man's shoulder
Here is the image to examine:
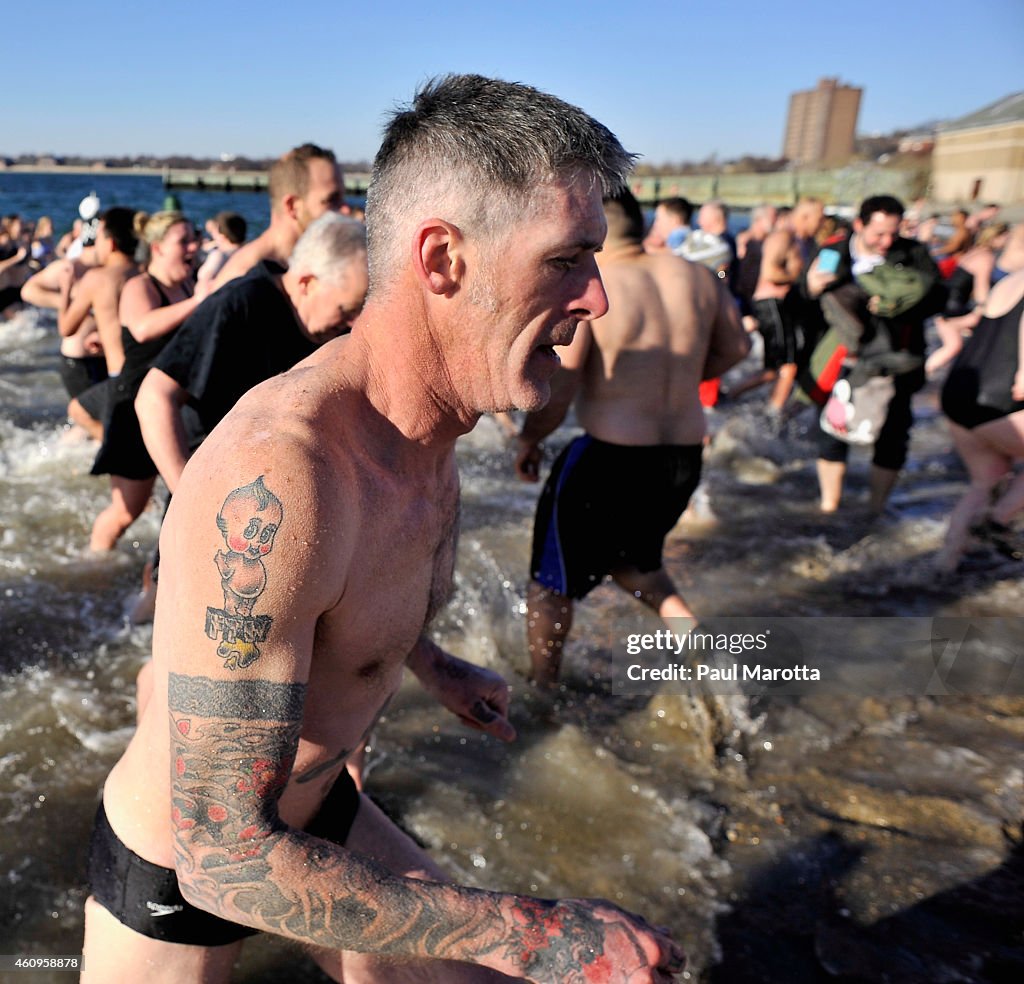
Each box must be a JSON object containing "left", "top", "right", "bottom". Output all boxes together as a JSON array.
[
  {"left": 225, "top": 260, "right": 286, "bottom": 303},
  {"left": 211, "top": 237, "right": 275, "bottom": 286},
  {"left": 605, "top": 249, "right": 704, "bottom": 289},
  {"left": 193, "top": 263, "right": 283, "bottom": 324},
  {"left": 75, "top": 264, "right": 106, "bottom": 292},
  {"left": 192, "top": 368, "right": 361, "bottom": 499},
  {"left": 648, "top": 249, "right": 717, "bottom": 288}
]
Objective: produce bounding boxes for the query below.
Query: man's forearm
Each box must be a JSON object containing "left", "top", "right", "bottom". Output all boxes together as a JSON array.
[
  {"left": 168, "top": 672, "right": 571, "bottom": 978},
  {"left": 405, "top": 634, "right": 443, "bottom": 677},
  {"left": 182, "top": 818, "right": 612, "bottom": 979}
]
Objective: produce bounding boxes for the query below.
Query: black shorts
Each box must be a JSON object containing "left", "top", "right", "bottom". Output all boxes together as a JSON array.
[
  {"left": 0, "top": 284, "right": 22, "bottom": 312},
  {"left": 752, "top": 295, "right": 802, "bottom": 370},
  {"left": 75, "top": 376, "right": 111, "bottom": 424},
  {"left": 58, "top": 355, "right": 108, "bottom": 401},
  {"left": 530, "top": 436, "right": 703, "bottom": 600},
  {"left": 90, "top": 374, "right": 158, "bottom": 480},
  {"left": 88, "top": 769, "right": 361, "bottom": 946}
]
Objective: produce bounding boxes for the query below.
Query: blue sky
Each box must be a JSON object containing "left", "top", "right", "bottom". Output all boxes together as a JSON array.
[{"left": 6, "top": 1, "right": 1022, "bottom": 164}]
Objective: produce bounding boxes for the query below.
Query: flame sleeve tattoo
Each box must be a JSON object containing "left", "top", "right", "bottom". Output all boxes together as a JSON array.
[{"left": 167, "top": 673, "right": 658, "bottom": 980}]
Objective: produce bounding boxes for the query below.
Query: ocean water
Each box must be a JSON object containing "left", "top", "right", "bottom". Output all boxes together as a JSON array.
[
  {"left": 0, "top": 172, "right": 271, "bottom": 242},
  {"left": 0, "top": 176, "right": 1022, "bottom": 983}
]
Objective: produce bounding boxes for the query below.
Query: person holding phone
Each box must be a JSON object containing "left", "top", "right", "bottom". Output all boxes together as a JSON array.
[{"left": 803, "top": 195, "right": 945, "bottom": 514}]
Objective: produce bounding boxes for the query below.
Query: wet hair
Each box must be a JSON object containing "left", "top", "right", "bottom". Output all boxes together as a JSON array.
[
  {"left": 975, "top": 222, "right": 1009, "bottom": 250},
  {"left": 816, "top": 214, "right": 839, "bottom": 243},
  {"left": 365, "top": 73, "right": 635, "bottom": 292},
  {"left": 288, "top": 212, "right": 366, "bottom": 286},
  {"left": 214, "top": 211, "right": 247, "bottom": 246},
  {"left": 134, "top": 210, "right": 188, "bottom": 244},
  {"left": 132, "top": 210, "right": 189, "bottom": 266},
  {"left": 859, "top": 195, "right": 904, "bottom": 225},
  {"left": 268, "top": 143, "right": 339, "bottom": 210},
  {"left": 603, "top": 187, "right": 644, "bottom": 243},
  {"left": 658, "top": 197, "right": 693, "bottom": 225},
  {"left": 700, "top": 199, "right": 730, "bottom": 226},
  {"left": 99, "top": 207, "right": 139, "bottom": 256}
]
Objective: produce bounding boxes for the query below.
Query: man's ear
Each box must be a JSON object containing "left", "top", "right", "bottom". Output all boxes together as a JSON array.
[
  {"left": 282, "top": 193, "right": 300, "bottom": 223},
  {"left": 411, "top": 219, "right": 463, "bottom": 296},
  {"left": 297, "top": 273, "right": 316, "bottom": 296}
]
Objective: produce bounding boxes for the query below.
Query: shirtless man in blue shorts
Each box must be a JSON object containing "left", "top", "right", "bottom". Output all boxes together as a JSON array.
[{"left": 515, "top": 189, "right": 750, "bottom": 686}]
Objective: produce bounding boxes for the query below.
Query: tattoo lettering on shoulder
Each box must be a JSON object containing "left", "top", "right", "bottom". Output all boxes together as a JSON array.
[{"left": 204, "top": 476, "right": 283, "bottom": 671}]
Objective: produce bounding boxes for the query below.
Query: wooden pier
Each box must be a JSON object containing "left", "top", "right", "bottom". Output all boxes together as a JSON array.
[{"left": 162, "top": 169, "right": 371, "bottom": 193}]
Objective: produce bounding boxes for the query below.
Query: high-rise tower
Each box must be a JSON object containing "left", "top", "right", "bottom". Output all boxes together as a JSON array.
[{"left": 783, "top": 78, "right": 862, "bottom": 166}]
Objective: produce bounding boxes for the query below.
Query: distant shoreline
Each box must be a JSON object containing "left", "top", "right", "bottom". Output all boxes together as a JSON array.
[
  {"left": 0, "top": 164, "right": 378, "bottom": 193},
  {"left": 0, "top": 164, "right": 259, "bottom": 178},
  {"left": 2, "top": 164, "right": 175, "bottom": 177}
]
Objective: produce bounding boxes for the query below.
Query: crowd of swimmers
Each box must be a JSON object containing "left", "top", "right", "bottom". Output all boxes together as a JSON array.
[
  {"left": 637, "top": 191, "right": 1024, "bottom": 571},
  {"left": 1, "top": 171, "right": 1021, "bottom": 609},
  {"left": 5, "top": 145, "right": 366, "bottom": 605}
]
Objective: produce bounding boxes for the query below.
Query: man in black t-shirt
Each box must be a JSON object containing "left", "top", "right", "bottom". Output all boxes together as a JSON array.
[{"left": 136, "top": 213, "right": 367, "bottom": 493}]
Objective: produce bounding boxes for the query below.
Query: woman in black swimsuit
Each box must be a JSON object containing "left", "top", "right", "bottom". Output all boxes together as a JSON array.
[
  {"left": 937, "top": 268, "right": 1024, "bottom": 571},
  {"left": 89, "top": 211, "right": 201, "bottom": 552},
  {"left": 926, "top": 222, "right": 1015, "bottom": 375}
]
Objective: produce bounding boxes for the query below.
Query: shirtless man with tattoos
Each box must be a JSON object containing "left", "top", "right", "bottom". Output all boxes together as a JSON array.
[{"left": 81, "top": 74, "right": 686, "bottom": 984}]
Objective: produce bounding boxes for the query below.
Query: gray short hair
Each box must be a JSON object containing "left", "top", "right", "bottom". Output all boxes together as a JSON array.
[
  {"left": 288, "top": 212, "right": 366, "bottom": 285},
  {"left": 365, "top": 73, "right": 636, "bottom": 293}
]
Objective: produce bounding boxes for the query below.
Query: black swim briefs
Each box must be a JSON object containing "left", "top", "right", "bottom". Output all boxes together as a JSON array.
[
  {"left": 88, "top": 768, "right": 360, "bottom": 945},
  {"left": 530, "top": 435, "right": 703, "bottom": 600}
]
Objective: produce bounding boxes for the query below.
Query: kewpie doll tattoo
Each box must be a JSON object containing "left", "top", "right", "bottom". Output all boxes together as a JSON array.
[{"left": 204, "top": 476, "right": 283, "bottom": 670}]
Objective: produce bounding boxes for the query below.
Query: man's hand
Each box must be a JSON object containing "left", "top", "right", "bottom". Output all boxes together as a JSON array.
[
  {"left": 514, "top": 897, "right": 686, "bottom": 984},
  {"left": 515, "top": 438, "right": 543, "bottom": 483},
  {"left": 805, "top": 256, "right": 837, "bottom": 299},
  {"left": 408, "top": 639, "right": 516, "bottom": 742}
]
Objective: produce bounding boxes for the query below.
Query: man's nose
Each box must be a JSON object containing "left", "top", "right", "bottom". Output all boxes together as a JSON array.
[{"left": 573, "top": 259, "right": 609, "bottom": 321}]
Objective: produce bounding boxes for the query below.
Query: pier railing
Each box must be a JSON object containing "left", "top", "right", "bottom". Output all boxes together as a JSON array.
[{"left": 162, "top": 168, "right": 371, "bottom": 194}]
